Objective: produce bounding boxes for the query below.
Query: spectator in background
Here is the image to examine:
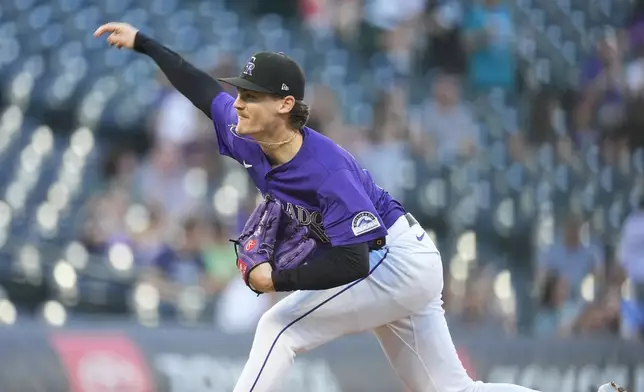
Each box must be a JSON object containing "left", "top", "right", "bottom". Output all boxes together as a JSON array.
[
  {"left": 302, "top": 0, "right": 366, "bottom": 55},
  {"left": 574, "top": 288, "right": 621, "bottom": 337},
  {"left": 620, "top": 290, "right": 644, "bottom": 340},
  {"left": 627, "top": 0, "right": 644, "bottom": 51},
  {"left": 616, "top": 197, "right": 644, "bottom": 339},
  {"left": 226, "top": 0, "right": 299, "bottom": 20},
  {"left": 448, "top": 266, "right": 510, "bottom": 336},
  {"left": 575, "top": 28, "right": 627, "bottom": 147},
  {"left": 134, "top": 142, "right": 200, "bottom": 221},
  {"left": 539, "top": 214, "right": 604, "bottom": 302},
  {"left": 507, "top": 130, "right": 531, "bottom": 164},
  {"left": 151, "top": 70, "right": 202, "bottom": 149},
  {"left": 625, "top": 47, "right": 644, "bottom": 97},
  {"left": 139, "top": 216, "right": 219, "bottom": 319},
  {"left": 620, "top": 88, "right": 644, "bottom": 151},
  {"left": 132, "top": 203, "right": 171, "bottom": 268},
  {"left": 337, "top": 0, "right": 365, "bottom": 48},
  {"left": 153, "top": 90, "right": 201, "bottom": 147},
  {"left": 362, "top": 0, "right": 426, "bottom": 75},
  {"left": 534, "top": 272, "right": 585, "bottom": 337},
  {"left": 410, "top": 73, "right": 480, "bottom": 163},
  {"left": 306, "top": 83, "right": 343, "bottom": 138},
  {"left": 622, "top": 18, "right": 644, "bottom": 150},
  {"left": 299, "top": 0, "right": 329, "bottom": 34},
  {"left": 356, "top": 88, "right": 410, "bottom": 201},
  {"left": 618, "top": 196, "right": 644, "bottom": 309},
  {"left": 201, "top": 221, "right": 239, "bottom": 291},
  {"left": 462, "top": 0, "right": 516, "bottom": 93},
  {"left": 79, "top": 202, "right": 110, "bottom": 255},
  {"left": 363, "top": 0, "right": 426, "bottom": 35},
  {"left": 101, "top": 145, "right": 140, "bottom": 194},
  {"left": 78, "top": 187, "right": 132, "bottom": 255},
  {"left": 526, "top": 88, "right": 564, "bottom": 145},
  {"left": 421, "top": 0, "right": 467, "bottom": 75}
]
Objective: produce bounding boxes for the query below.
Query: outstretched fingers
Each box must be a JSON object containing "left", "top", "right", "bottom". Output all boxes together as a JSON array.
[{"left": 93, "top": 22, "right": 122, "bottom": 37}]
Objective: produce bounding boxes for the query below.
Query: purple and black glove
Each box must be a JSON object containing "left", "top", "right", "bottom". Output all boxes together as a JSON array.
[
  {"left": 231, "top": 195, "right": 282, "bottom": 294},
  {"left": 232, "top": 195, "right": 317, "bottom": 294},
  {"left": 273, "top": 214, "right": 317, "bottom": 271}
]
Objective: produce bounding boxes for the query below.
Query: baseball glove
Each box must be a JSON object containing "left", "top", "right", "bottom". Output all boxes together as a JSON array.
[
  {"left": 273, "top": 213, "right": 317, "bottom": 271},
  {"left": 230, "top": 195, "right": 282, "bottom": 294}
]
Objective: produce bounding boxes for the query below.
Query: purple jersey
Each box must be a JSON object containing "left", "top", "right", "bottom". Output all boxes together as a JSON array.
[{"left": 210, "top": 93, "right": 406, "bottom": 247}]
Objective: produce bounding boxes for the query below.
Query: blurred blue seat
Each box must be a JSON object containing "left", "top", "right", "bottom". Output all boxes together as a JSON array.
[
  {"left": 151, "top": 0, "right": 179, "bottom": 17},
  {"left": 13, "top": 0, "right": 38, "bottom": 14},
  {"left": 58, "top": 0, "right": 85, "bottom": 13},
  {"left": 104, "top": 0, "right": 132, "bottom": 17},
  {"left": 39, "top": 23, "right": 63, "bottom": 49}
]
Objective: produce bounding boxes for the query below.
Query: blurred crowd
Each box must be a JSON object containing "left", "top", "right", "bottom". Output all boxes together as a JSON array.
[{"left": 66, "top": 0, "right": 644, "bottom": 338}]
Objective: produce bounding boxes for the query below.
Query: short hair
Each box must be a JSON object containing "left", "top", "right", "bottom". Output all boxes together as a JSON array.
[{"left": 288, "top": 99, "right": 310, "bottom": 129}]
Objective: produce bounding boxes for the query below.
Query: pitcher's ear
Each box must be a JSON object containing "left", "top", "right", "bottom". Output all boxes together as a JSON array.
[{"left": 277, "top": 96, "right": 295, "bottom": 114}]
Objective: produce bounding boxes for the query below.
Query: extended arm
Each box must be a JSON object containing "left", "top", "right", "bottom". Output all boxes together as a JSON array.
[
  {"left": 94, "top": 22, "right": 223, "bottom": 118},
  {"left": 133, "top": 33, "right": 222, "bottom": 118}
]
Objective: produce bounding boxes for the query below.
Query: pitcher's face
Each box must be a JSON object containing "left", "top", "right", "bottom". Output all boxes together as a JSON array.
[{"left": 233, "top": 89, "right": 286, "bottom": 135}]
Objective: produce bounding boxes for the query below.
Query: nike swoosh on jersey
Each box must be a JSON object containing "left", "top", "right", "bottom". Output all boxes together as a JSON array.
[
  {"left": 243, "top": 161, "right": 252, "bottom": 169},
  {"left": 416, "top": 232, "right": 425, "bottom": 242}
]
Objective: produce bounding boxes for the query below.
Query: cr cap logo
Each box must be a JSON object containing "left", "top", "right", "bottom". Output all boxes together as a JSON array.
[
  {"left": 243, "top": 56, "right": 256, "bottom": 76},
  {"left": 245, "top": 239, "right": 257, "bottom": 252},
  {"left": 351, "top": 211, "right": 381, "bottom": 236}
]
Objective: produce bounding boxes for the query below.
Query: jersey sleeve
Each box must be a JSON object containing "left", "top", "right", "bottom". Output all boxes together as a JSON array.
[
  {"left": 209, "top": 92, "right": 256, "bottom": 162},
  {"left": 318, "top": 169, "right": 388, "bottom": 247}
]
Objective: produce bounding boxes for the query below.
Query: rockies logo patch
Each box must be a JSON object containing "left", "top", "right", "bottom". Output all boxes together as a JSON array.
[{"left": 351, "top": 211, "right": 381, "bottom": 236}]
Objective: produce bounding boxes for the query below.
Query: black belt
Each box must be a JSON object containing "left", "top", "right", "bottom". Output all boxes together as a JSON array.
[{"left": 368, "top": 213, "right": 418, "bottom": 250}]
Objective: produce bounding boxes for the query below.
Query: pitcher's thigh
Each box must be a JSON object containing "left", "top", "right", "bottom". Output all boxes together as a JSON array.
[
  {"left": 373, "top": 303, "right": 474, "bottom": 392},
  {"left": 259, "top": 265, "right": 423, "bottom": 353}
]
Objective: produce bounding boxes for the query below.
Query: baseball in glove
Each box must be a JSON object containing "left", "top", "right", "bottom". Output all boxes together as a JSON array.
[{"left": 230, "top": 194, "right": 282, "bottom": 294}]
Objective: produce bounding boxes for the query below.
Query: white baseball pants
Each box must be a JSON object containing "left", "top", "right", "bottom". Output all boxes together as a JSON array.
[{"left": 233, "top": 215, "right": 540, "bottom": 392}]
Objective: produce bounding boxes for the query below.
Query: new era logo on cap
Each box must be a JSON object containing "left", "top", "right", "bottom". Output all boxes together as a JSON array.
[{"left": 217, "top": 52, "right": 305, "bottom": 100}]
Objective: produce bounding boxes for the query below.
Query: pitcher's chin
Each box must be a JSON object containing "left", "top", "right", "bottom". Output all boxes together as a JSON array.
[{"left": 235, "top": 122, "right": 258, "bottom": 136}]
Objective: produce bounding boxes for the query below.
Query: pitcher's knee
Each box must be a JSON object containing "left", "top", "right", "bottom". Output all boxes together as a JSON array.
[{"left": 254, "top": 306, "right": 299, "bottom": 354}]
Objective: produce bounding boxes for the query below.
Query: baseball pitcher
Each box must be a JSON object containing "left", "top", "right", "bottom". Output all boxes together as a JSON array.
[{"left": 94, "top": 22, "right": 621, "bottom": 392}]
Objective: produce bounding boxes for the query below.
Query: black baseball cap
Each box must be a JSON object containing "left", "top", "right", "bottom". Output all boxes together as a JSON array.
[{"left": 217, "top": 52, "right": 305, "bottom": 100}]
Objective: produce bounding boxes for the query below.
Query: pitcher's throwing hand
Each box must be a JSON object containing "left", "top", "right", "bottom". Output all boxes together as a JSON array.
[{"left": 94, "top": 22, "right": 138, "bottom": 49}]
